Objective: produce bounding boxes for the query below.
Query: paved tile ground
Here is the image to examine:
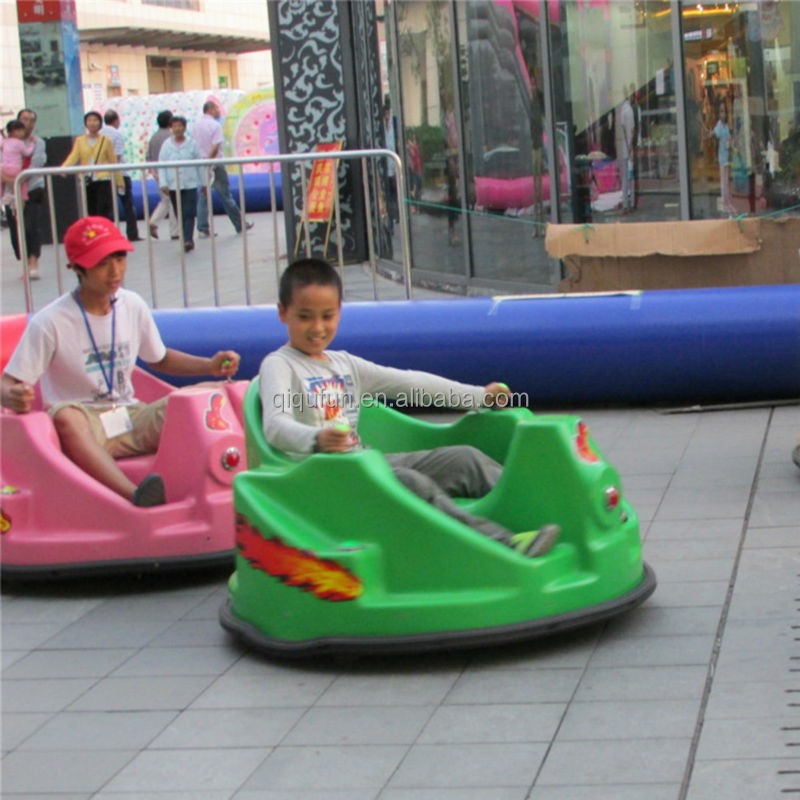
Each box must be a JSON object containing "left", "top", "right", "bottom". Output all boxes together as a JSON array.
[{"left": 2, "top": 211, "right": 799, "bottom": 799}]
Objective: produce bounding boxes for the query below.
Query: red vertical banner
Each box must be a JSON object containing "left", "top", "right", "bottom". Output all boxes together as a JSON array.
[{"left": 306, "top": 141, "right": 343, "bottom": 222}]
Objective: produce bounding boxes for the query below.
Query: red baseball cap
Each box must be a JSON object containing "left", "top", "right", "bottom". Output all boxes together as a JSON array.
[{"left": 64, "top": 216, "right": 134, "bottom": 269}]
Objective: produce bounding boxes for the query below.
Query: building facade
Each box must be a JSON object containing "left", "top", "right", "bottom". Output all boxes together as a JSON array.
[{"left": 2, "top": 0, "right": 271, "bottom": 129}]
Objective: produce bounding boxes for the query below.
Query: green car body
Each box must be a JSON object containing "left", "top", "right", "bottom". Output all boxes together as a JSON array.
[{"left": 220, "top": 381, "right": 655, "bottom": 656}]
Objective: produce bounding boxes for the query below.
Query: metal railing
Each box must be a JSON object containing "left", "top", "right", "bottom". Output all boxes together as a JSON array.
[{"left": 13, "top": 148, "right": 410, "bottom": 313}]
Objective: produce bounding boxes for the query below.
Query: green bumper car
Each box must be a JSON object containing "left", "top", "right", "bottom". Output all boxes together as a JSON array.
[{"left": 219, "top": 381, "right": 656, "bottom": 656}]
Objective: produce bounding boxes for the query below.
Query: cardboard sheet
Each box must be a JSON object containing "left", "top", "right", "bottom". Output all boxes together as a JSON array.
[{"left": 545, "top": 218, "right": 761, "bottom": 258}]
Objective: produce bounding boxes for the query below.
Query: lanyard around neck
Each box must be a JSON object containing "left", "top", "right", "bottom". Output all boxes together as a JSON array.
[{"left": 74, "top": 290, "right": 116, "bottom": 398}]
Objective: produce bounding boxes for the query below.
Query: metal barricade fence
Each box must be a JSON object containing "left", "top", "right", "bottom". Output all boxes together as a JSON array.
[{"left": 12, "top": 148, "right": 410, "bottom": 313}]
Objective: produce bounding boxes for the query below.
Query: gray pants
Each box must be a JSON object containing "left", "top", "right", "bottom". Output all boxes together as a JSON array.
[{"left": 384, "top": 445, "right": 515, "bottom": 544}]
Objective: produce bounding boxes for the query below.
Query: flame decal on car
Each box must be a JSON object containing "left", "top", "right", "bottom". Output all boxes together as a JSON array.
[
  {"left": 576, "top": 421, "right": 600, "bottom": 463},
  {"left": 236, "top": 514, "right": 363, "bottom": 601}
]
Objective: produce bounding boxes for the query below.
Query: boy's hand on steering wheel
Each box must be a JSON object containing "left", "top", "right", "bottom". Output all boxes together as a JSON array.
[
  {"left": 315, "top": 425, "right": 352, "bottom": 453},
  {"left": 484, "top": 382, "right": 511, "bottom": 409}
]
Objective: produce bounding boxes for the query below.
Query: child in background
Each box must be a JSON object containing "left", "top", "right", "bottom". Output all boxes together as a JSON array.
[
  {"left": 259, "top": 257, "right": 561, "bottom": 558},
  {"left": 1, "top": 119, "right": 35, "bottom": 212}
]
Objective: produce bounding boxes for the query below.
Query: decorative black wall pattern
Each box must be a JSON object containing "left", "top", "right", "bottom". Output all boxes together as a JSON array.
[
  {"left": 270, "top": 0, "right": 371, "bottom": 263},
  {"left": 349, "top": 0, "right": 390, "bottom": 259}
]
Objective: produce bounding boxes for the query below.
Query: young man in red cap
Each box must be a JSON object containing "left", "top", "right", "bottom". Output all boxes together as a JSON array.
[{"left": 1, "top": 216, "right": 241, "bottom": 507}]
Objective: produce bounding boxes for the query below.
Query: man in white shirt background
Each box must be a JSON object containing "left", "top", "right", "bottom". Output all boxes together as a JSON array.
[
  {"left": 146, "top": 109, "right": 179, "bottom": 241},
  {"left": 193, "top": 100, "right": 253, "bottom": 237},
  {"left": 101, "top": 110, "right": 141, "bottom": 241}
]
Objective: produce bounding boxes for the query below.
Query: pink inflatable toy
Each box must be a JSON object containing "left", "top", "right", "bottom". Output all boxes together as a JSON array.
[{"left": 1, "top": 362, "right": 249, "bottom": 579}]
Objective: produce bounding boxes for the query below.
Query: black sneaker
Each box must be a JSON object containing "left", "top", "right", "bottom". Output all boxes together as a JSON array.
[{"left": 132, "top": 474, "right": 166, "bottom": 507}]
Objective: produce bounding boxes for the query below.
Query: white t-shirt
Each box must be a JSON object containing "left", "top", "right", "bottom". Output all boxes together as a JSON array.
[
  {"left": 259, "top": 344, "right": 488, "bottom": 458},
  {"left": 5, "top": 288, "right": 167, "bottom": 409},
  {"left": 100, "top": 124, "right": 129, "bottom": 177}
]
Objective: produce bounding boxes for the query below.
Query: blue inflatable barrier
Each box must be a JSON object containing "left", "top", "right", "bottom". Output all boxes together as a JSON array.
[
  {"left": 129, "top": 172, "right": 283, "bottom": 219},
  {"left": 150, "top": 285, "right": 800, "bottom": 407}
]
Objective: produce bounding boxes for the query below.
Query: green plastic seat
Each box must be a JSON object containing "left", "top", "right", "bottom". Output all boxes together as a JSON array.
[{"left": 221, "top": 379, "right": 655, "bottom": 656}]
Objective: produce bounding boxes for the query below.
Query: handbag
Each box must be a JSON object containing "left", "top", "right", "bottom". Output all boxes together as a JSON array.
[{"left": 84, "top": 136, "right": 106, "bottom": 185}]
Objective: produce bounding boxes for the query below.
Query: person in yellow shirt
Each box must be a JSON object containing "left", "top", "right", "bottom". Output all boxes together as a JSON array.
[{"left": 62, "top": 111, "right": 124, "bottom": 220}]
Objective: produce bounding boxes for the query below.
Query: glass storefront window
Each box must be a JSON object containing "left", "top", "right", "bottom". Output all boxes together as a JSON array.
[
  {"left": 387, "top": 0, "right": 799, "bottom": 291},
  {"left": 548, "top": 1, "right": 678, "bottom": 225},
  {"left": 395, "top": 1, "right": 467, "bottom": 277},
  {"left": 683, "top": 0, "right": 800, "bottom": 218},
  {"left": 458, "top": 1, "right": 557, "bottom": 286}
]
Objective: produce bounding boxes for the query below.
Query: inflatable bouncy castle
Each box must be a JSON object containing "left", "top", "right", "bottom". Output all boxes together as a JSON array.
[{"left": 99, "top": 89, "right": 283, "bottom": 215}]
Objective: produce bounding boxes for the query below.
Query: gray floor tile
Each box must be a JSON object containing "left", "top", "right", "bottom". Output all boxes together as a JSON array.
[
  {"left": 716, "top": 618, "right": 796, "bottom": 653},
  {"left": 3, "top": 648, "right": 136, "bottom": 679},
  {"left": 380, "top": 789, "right": 526, "bottom": 800},
  {"left": 445, "top": 669, "right": 581, "bottom": 705},
  {"left": 38, "top": 620, "right": 175, "bottom": 649},
  {"left": 95, "top": 793, "right": 233, "bottom": 800},
  {"left": 645, "top": 517, "right": 743, "bottom": 541},
  {"left": 235, "top": 791, "right": 378, "bottom": 800},
  {"left": 147, "top": 618, "right": 235, "bottom": 647},
  {"left": 103, "top": 748, "right": 270, "bottom": 792},
  {"left": 725, "top": 588, "right": 799, "bottom": 621},
  {"left": 733, "top": 546, "right": 800, "bottom": 587},
  {"left": 649, "top": 580, "right": 729, "bottom": 608},
  {"left": 417, "top": 702, "right": 564, "bottom": 744},
  {"left": 317, "top": 671, "right": 460, "bottom": 707},
  {"left": 654, "top": 485, "right": 749, "bottom": 519},
  {"left": 749, "top": 491, "right": 800, "bottom": 526},
  {"left": 464, "top": 629, "right": 601, "bottom": 671},
  {"left": 528, "top": 785, "right": 679, "bottom": 800},
  {"left": 590, "top": 634, "right": 714, "bottom": 668},
  {"left": 744, "top": 525, "right": 800, "bottom": 548},
  {"left": 557, "top": 698, "right": 698, "bottom": 741},
  {"left": 694, "top": 716, "right": 799, "bottom": 760},
  {"left": 1, "top": 649, "right": 27, "bottom": 670},
  {"left": 17, "top": 710, "right": 176, "bottom": 751},
  {"left": 77, "top": 594, "right": 206, "bottom": 624},
  {"left": 66, "top": 675, "right": 214, "bottom": 711},
  {"left": 1, "top": 623, "right": 73, "bottom": 651},
  {"left": 602, "top": 604, "right": 722, "bottom": 638},
  {"left": 151, "top": 707, "right": 307, "bottom": 748},
  {"left": 283, "top": 705, "right": 432, "bottom": 745},
  {"left": 1, "top": 749, "right": 137, "bottom": 794},
  {"left": 1, "top": 711, "right": 52, "bottom": 750},
  {"left": 387, "top": 742, "right": 547, "bottom": 788},
  {"left": 712, "top": 645, "right": 795, "bottom": 683},
  {"left": 182, "top": 587, "right": 231, "bottom": 620},
  {"left": 2, "top": 678, "right": 97, "bottom": 712},
  {"left": 0, "top": 596, "right": 104, "bottom": 624},
  {"left": 110, "top": 645, "right": 242, "bottom": 676},
  {"left": 685, "top": 758, "right": 799, "bottom": 800},
  {"left": 646, "top": 556, "right": 734, "bottom": 583},
  {"left": 536, "top": 738, "right": 691, "bottom": 785},
  {"left": 190, "top": 671, "right": 334, "bottom": 709},
  {"left": 241, "top": 744, "right": 407, "bottom": 790},
  {"left": 644, "top": 536, "right": 739, "bottom": 561},
  {"left": 574, "top": 666, "right": 707, "bottom": 702},
  {"left": 702, "top": 680, "right": 794, "bottom": 719}
]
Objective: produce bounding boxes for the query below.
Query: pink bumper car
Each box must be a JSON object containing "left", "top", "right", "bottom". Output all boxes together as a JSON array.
[{"left": 1, "top": 316, "right": 248, "bottom": 578}]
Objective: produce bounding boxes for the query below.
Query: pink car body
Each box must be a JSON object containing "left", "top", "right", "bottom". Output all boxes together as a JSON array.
[{"left": 1, "top": 364, "right": 248, "bottom": 579}]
